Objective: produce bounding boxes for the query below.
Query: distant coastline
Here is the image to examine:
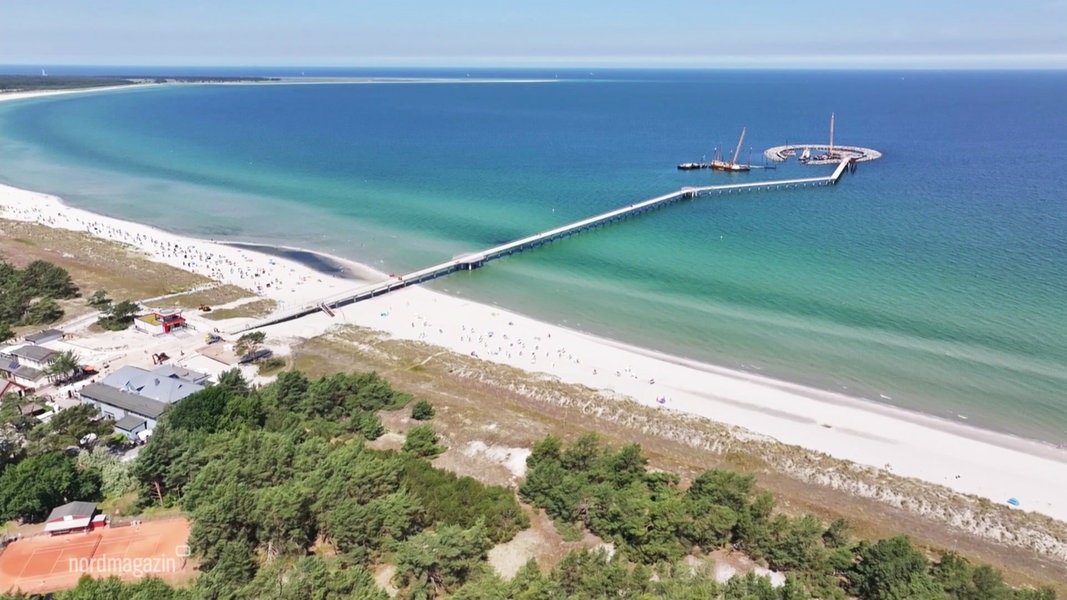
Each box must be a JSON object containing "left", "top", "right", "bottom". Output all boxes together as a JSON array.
[
  {"left": 0, "top": 74, "right": 279, "bottom": 94},
  {"left": 0, "top": 73, "right": 560, "bottom": 97}
]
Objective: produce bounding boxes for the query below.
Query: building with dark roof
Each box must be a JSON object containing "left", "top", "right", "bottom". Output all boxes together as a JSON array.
[
  {"left": 0, "top": 350, "right": 50, "bottom": 387},
  {"left": 79, "top": 364, "right": 207, "bottom": 436},
  {"left": 24, "top": 329, "right": 64, "bottom": 345},
  {"left": 81, "top": 383, "right": 168, "bottom": 422},
  {"left": 113, "top": 414, "right": 149, "bottom": 438},
  {"left": 9, "top": 345, "right": 56, "bottom": 369}
]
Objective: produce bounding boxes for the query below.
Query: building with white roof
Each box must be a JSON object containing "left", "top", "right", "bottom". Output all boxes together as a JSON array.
[{"left": 79, "top": 364, "right": 209, "bottom": 438}]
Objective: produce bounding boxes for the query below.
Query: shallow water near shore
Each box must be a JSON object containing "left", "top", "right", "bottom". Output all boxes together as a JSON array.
[{"left": 1, "top": 68, "right": 1065, "bottom": 444}]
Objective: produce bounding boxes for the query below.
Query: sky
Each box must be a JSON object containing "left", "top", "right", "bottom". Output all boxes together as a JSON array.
[{"left": 1, "top": 0, "right": 1065, "bottom": 69}]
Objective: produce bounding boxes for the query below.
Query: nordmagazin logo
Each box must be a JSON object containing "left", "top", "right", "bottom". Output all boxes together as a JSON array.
[{"left": 68, "top": 545, "right": 189, "bottom": 577}]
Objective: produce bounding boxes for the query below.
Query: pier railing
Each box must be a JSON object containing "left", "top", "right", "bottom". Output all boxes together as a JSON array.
[{"left": 237, "top": 158, "right": 853, "bottom": 332}]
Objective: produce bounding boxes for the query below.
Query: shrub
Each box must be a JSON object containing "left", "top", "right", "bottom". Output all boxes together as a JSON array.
[
  {"left": 411, "top": 400, "right": 434, "bottom": 421},
  {"left": 403, "top": 424, "right": 443, "bottom": 458}
]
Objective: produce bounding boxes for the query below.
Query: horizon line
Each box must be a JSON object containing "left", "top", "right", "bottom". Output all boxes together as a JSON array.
[
  {"left": 3, "top": 63, "right": 1067, "bottom": 73},
  {"left": 2, "top": 52, "right": 1067, "bottom": 71}
]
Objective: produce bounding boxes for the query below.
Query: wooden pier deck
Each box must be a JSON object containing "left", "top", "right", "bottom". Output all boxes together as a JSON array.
[{"left": 239, "top": 157, "right": 854, "bottom": 331}]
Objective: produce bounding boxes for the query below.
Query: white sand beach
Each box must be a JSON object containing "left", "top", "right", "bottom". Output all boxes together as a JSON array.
[
  {"left": 0, "top": 184, "right": 360, "bottom": 309},
  {"left": 2, "top": 88, "right": 1066, "bottom": 525}
]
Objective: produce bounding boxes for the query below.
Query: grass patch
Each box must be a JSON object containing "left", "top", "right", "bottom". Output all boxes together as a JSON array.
[
  {"left": 162, "top": 285, "right": 257, "bottom": 310},
  {"left": 721, "top": 450, "right": 769, "bottom": 472},
  {"left": 99, "top": 491, "right": 140, "bottom": 518},
  {"left": 136, "top": 506, "right": 186, "bottom": 521},
  {"left": 203, "top": 298, "right": 278, "bottom": 320},
  {"left": 0, "top": 219, "right": 212, "bottom": 301},
  {"left": 256, "top": 356, "right": 287, "bottom": 376}
]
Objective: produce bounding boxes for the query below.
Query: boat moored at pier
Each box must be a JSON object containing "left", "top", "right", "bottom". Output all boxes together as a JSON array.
[{"left": 710, "top": 127, "right": 752, "bottom": 172}]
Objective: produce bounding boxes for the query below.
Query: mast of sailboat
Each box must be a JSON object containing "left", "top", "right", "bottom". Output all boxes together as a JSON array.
[
  {"left": 829, "top": 112, "right": 835, "bottom": 155},
  {"left": 730, "top": 127, "right": 746, "bottom": 166}
]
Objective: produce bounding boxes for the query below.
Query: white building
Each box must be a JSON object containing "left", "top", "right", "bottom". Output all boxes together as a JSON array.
[{"left": 79, "top": 364, "right": 208, "bottom": 438}]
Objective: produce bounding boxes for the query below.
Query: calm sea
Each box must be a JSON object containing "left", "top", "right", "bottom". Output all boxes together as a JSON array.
[{"left": 1, "top": 68, "right": 1065, "bottom": 444}]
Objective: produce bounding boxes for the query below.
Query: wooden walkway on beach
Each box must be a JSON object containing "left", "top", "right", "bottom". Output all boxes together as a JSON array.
[{"left": 239, "top": 157, "right": 854, "bottom": 331}]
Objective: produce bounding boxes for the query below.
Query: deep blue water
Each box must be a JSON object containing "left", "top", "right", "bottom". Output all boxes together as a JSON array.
[{"left": 1, "top": 68, "right": 1065, "bottom": 443}]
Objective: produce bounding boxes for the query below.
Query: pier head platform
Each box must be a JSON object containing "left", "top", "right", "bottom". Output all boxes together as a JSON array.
[{"left": 764, "top": 144, "right": 882, "bottom": 165}]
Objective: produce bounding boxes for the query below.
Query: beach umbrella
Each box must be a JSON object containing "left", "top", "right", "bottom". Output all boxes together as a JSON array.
[{"left": 1007, "top": 498, "right": 1020, "bottom": 507}]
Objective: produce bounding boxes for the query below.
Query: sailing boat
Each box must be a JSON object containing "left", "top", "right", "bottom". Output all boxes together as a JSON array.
[
  {"left": 710, "top": 128, "right": 751, "bottom": 172},
  {"left": 798, "top": 147, "right": 811, "bottom": 163}
]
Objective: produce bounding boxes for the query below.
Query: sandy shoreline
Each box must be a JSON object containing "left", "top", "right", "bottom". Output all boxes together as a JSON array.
[
  {"left": 220, "top": 241, "right": 363, "bottom": 279},
  {"left": 2, "top": 88, "right": 1065, "bottom": 524}
]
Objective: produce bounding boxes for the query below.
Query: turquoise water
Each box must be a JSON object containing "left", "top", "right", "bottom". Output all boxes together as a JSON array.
[{"left": 1, "top": 69, "right": 1065, "bottom": 443}]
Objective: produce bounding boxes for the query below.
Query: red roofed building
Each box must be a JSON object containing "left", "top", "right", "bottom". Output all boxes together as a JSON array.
[
  {"left": 133, "top": 310, "right": 187, "bottom": 335},
  {"left": 44, "top": 501, "right": 99, "bottom": 535}
]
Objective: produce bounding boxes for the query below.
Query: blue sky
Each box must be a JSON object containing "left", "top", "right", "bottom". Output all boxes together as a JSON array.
[{"left": 1, "top": 0, "right": 1064, "bottom": 68}]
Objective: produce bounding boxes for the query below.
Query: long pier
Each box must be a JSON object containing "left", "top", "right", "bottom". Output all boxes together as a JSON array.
[{"left": 239, "top": 157, "right": 854, "bottom": 331}]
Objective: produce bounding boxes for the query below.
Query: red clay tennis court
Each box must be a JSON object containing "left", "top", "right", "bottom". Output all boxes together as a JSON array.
[{"left": 0, "top": 518, "right": 191, "bottom": 595}]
